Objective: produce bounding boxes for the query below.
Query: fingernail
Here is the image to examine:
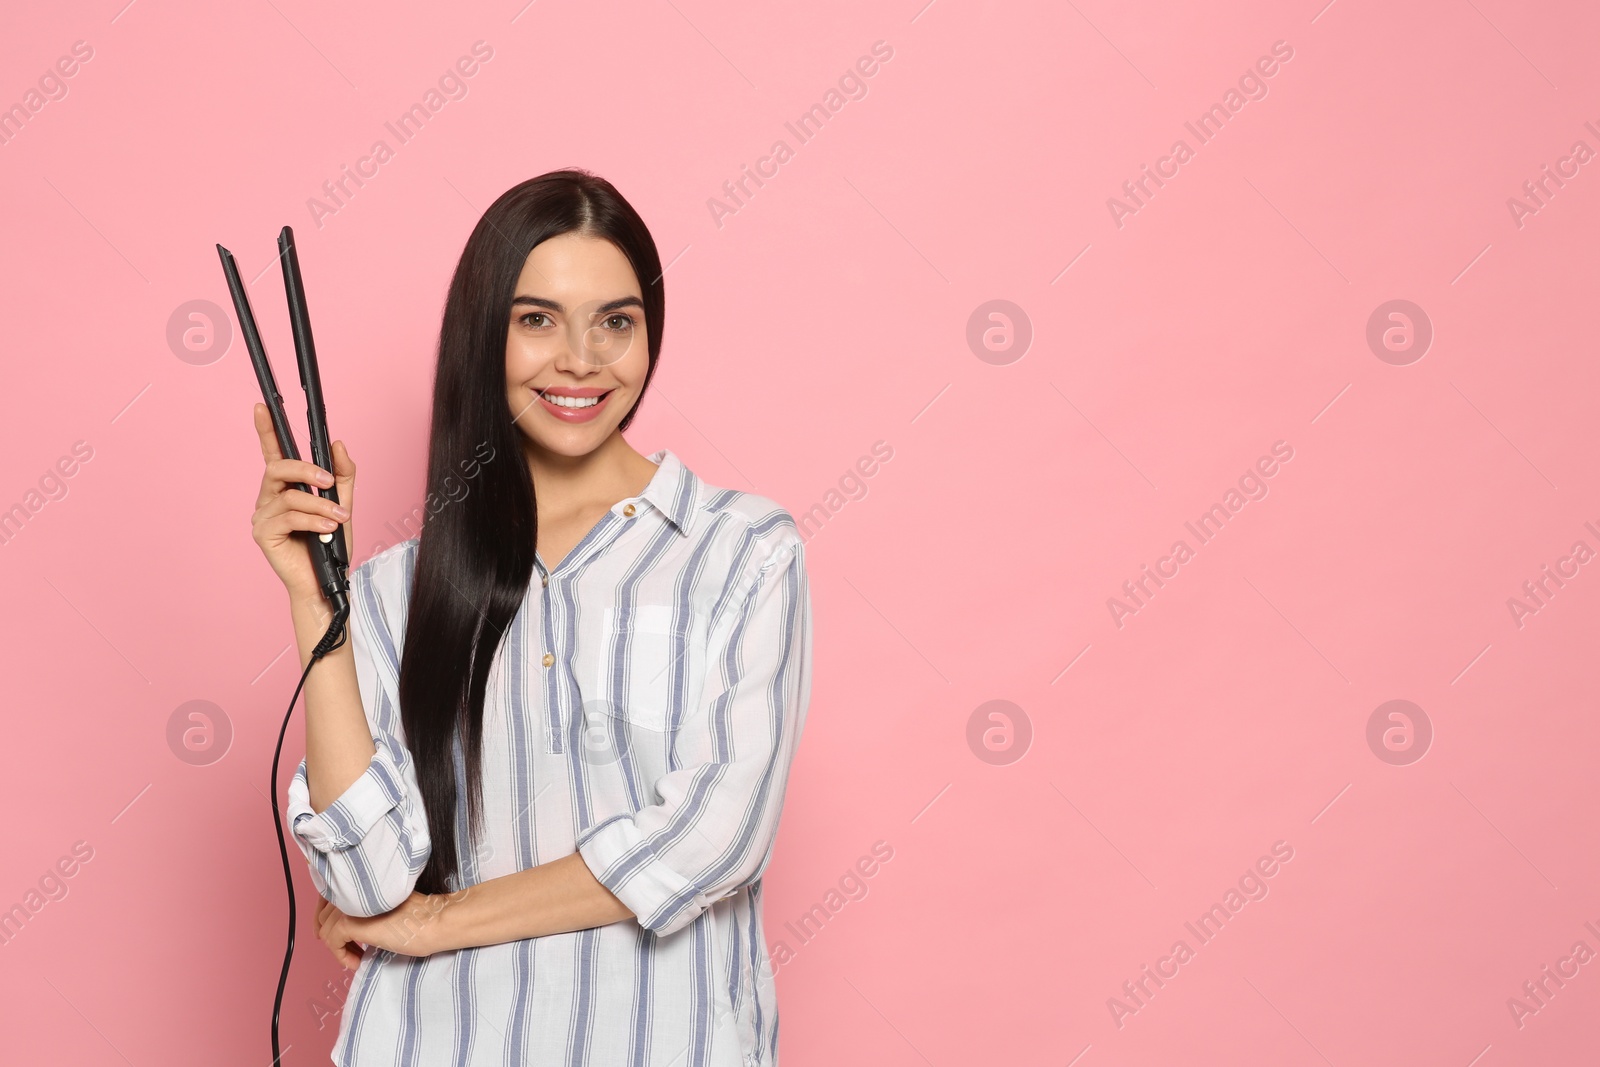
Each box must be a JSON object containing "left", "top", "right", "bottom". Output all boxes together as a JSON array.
[{"left": 332, "top": 506, "right": 350, "bottom": 520}]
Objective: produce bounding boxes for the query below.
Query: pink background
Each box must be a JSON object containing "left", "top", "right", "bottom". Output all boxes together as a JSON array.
[{"left": 2, "top": 0, "right": 1598, "bottom": 1063}]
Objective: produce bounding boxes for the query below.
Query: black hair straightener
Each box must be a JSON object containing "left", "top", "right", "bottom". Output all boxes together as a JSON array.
[{"left": 216, "top": 226, "right": 351, "bottom": 1065}]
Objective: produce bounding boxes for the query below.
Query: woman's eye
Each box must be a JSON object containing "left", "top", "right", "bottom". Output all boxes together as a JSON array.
[
  {"left": 603, "top": 314, "right": 634, "bottom": 332},
  {"left": 520, "top": 312, "right": 551, "bottom": 329}
]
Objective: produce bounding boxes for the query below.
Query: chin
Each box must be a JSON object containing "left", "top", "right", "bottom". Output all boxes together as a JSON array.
[{"left": 522, "top": 427, "right": 611, "bottom": 459}]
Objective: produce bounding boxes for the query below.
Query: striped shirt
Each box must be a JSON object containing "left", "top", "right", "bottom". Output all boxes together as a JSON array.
[{"left": 285, "top": 447, "right": 813, "bottom": 1066}]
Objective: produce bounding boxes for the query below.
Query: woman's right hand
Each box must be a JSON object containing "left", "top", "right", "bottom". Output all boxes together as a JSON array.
[{"left": 250, "top": 402, "right": 356, "bottom": 599}]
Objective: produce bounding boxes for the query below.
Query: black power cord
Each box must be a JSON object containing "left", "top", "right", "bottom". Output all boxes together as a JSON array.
[
  {"left": 269, "top": 605, "right": 350, "bottom": 1066},
  {"left": 217, "top": 225, "right": 350, "bottom": 1063}
]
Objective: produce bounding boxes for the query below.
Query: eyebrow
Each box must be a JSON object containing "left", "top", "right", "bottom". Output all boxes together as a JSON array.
[{"left": 510, "top": 295, "right": 644, "bottom": 314}]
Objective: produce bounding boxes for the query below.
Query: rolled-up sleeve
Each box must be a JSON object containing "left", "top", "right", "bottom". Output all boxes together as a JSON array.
[
  {"left": 285, "top": 556, "right": 431, "bottom": 917},
  {"left": 577, "top": 536, "right": 812, "bottom": 937}
]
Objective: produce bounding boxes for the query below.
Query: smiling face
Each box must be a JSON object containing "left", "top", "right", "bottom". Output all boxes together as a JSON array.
[{"left": 504, "top": 230, "right": 650, "bottom": 461}]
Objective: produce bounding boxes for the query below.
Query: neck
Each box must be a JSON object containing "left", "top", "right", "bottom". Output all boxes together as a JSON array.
[{"left": 524, "top": 432, "right": 656, "bottom": 517}]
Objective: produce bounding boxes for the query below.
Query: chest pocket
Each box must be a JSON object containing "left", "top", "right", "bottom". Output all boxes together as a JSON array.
[{"left": 596, "top": 603, "right": 684, "bottom": 734}]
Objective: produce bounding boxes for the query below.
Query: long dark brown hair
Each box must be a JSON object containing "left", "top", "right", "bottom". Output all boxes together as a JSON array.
[{"left": 399, "top": 170, "right": 664, "bottom": 894}]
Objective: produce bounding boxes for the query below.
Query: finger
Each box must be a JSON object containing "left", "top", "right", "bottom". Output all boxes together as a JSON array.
[
  {"left": 320, "top": 910, "right": 364, "bottom": 969},
  {"left": 265, "top": 457, "right": 337, "bottom": 493},
  {"left": 319, "top": 923, "right": 340, "bottom": 961},
  {"left": 318, "top": 904, "right": 344, "bottom": 946},
  {"left": 329, "top": 439, "right": 356, "bottom": 483},
  {"left": 265, "top": 487, "right": 349, "bottom": 521},
  {"left": 256, "top": 507, "right": 343, "bottom": 542},
  {"left": 325, "top": 931, "right": 360, "bottom": 969},
  {"left": 316, "top": 900, "right": 339, "bottom": 943},
  {"left": 253, "top": 403, "right": 284, "bottom": 464},
  {"left": 251, "top": 511, "right": 342, "bottom": 547},
  {"left": 257, "top": 464, "right": 334, "bottom": 513},
  {"left": 328, "top": 440, "right": 356, "bottom": 559}
]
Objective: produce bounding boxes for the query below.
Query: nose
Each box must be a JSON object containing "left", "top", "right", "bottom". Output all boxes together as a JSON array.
[{"left": 550, "top": 324, "right": 605, "bottom": 375}]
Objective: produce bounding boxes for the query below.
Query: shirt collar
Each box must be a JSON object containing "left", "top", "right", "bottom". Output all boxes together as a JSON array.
[{"left": 636, "top": 448, "right": 699, "bottom": 536}]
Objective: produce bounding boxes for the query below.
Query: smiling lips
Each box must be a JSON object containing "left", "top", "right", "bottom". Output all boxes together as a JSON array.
[{"left": 536, "top": 385, "right": 613, "bottom": 423}]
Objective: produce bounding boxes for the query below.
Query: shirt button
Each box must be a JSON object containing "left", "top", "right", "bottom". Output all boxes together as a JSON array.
[
  {"left": 622, "top": 503, "right": 636, "bottom": 517},
  {"left": 541, "top": 574, "right": 548, "bottom": 587},
  {"left": 541, "top": 653, "right": 554, "bottom": 667}
]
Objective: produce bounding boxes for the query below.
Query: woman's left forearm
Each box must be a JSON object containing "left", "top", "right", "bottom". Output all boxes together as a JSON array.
[{"left": 430, "top": 852, "right": 634, "bottom": 952}]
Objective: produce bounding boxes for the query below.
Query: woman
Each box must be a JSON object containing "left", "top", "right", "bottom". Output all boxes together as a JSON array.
[{"left": 250, "top": 170, "right": 813, "bottom": 1065}]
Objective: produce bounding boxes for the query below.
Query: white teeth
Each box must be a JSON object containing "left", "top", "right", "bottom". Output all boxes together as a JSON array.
[{"left": 542, "top": 391, "right": 603, "bottom": 408}]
